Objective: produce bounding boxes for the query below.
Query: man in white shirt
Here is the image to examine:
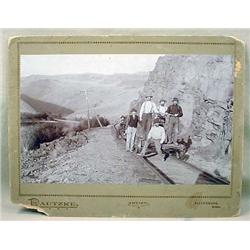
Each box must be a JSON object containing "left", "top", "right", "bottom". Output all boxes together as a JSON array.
[
  {"left": 139, "top": 118, "right": 166, "bottom": 156},
  {"left": 157, "top": 99, "right": 167, "bottom": 123},
  {"left": 139, "top": 95, "right": 158, "bottom": 139}
]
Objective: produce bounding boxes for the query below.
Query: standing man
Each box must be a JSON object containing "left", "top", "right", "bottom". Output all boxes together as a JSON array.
[
  {"left": 139, "top": 94, "right": 158, "bottom": 139},
  {"left": 157, "top": 99, "right": 168, "bottom": 124},
  {"left": 125, "top": 109, "right": 139, "bottom": 152},
  {"left": 139, "top": 118, "right": 166, "bottom": 156},
  {"left": 166, "top": 97, "right": 183, "bottom": 144},
  {"left": 115, "top": 115, "right": 126, "bottom": 139}
]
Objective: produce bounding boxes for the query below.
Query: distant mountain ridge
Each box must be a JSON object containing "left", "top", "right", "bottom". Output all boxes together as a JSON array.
[
  {"left": 21, "top": 72, "right": 148, "bottom": 120},
  {"left": 21, "top": 94, "right": 74, "bottom": 116}
]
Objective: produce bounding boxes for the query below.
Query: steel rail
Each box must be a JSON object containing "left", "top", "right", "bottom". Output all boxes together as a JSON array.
[
  {"left": 112, "top": 125, "right": 175, "bottom": 184},
  {"left": 174, "top": 158, "right": 230, "bottom": 185}
]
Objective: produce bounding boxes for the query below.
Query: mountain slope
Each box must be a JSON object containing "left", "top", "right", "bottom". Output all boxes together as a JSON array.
[
  {"left": 21, "top": 94, "right": 74, "bottom": 116},
  {"left": 21, "top": 73, "right": 148, "bottom": 120}
]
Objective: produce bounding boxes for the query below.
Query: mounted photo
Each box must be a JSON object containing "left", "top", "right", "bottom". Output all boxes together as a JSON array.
[
  {"left": 9, "top": 35, "right": 244, "bottom": 217},
  {"left": 20, "top": 54, "right": 233, "bottom": 185}
]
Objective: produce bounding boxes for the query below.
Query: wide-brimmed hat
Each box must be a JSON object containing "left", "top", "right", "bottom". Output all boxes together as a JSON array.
[
  {"left": 172, "top": 97, "right": 179, "bottom": 102},
  {"left": 159, "top": 99, "right": 166, "bottom": 103}
]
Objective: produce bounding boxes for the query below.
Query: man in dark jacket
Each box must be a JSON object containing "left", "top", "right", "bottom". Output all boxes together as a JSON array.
[
  {"left": 125, "top": 109, "right": 139, "bottom": 152},
  {"left": 166, "top": 97, "right": 183, "bottom": 144}
]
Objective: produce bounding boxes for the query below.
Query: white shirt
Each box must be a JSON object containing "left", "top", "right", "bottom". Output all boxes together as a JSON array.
[
  {"left": 147, "top": 125, "right": 166, "bottom": 144},
  {"left": 157, "top": 105, "right": 167, "bottom": 115},
  {"left": 139, "top": 101, "right": 158, "bottom": 119}
]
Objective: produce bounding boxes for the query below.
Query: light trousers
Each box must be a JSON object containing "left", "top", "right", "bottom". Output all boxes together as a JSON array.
[
  {"left": 141, "top": 138, "right": 162, "bottom": 155},
  {"left": 126, "top": 126, "right": 137, "bottom": 151}
]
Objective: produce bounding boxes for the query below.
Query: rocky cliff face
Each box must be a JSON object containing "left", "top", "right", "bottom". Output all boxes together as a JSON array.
[{"left": 133, "top": 55, "right": 234, "bottom": 177}]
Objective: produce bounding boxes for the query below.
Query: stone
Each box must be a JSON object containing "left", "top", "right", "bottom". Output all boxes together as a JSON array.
[{"left": 132, "top": 55, "right": 234, "bottom": 177}]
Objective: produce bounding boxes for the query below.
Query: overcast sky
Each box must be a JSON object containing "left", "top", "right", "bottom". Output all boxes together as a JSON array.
[{"left": 21, "top": 54, "right": 163, "bottom": 77}]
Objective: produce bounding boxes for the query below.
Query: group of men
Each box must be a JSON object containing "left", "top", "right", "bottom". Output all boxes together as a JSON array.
[{"left": 125, "top": 94, "right": 183, "bottom": 156}]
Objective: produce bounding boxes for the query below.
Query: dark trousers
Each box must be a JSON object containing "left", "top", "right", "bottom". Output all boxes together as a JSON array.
[
  {"left": 141, "top": 113, "right": 153, "bottom": 139},
  {"left": 167, "top": 116, "right": 179, "bottom": 143}
]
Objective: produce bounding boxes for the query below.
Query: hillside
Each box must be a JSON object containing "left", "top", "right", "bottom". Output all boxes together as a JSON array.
[
  {"left": 21, "top": 73, "right": 148, "bottom": 121},
  {"left": 21, "top": 94, "right": 74, "bottom": 116},
  {"left": 21, "top": 99, "right": 38, "bottom": 114}
]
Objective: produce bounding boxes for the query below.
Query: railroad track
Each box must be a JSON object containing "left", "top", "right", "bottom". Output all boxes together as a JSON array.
[
  {"left": 139, "top": 140, "right": 230, "bottom": 185},
  {"left": 112, "top": 125, "right": 175, "bottom": 184},
  {"left": 142, "top": 156, "right": 175, "bottom": 184},
  {"left": 112, "top": 124, "right": 230, "bottom": 185},
  {"left": 175, "top": 159, "right": 230, "bottom": 185}
]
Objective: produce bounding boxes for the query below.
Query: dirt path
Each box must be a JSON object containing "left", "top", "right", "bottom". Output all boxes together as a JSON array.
[{"left": 23, "top": 126, "right": 165, "bottom": 184}]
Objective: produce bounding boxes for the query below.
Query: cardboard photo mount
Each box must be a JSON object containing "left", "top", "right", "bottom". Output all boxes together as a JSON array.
[{"left": 8, "top": 35, "right": 245, "bottom": 217}]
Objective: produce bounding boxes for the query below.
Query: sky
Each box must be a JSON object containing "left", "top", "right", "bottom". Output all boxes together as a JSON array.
[{"left": 21, "top": 54, "right": 164, "bottom": 77}]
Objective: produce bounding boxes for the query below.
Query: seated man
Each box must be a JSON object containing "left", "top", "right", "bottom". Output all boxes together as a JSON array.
[{"left": 138, "top": 118, "right": 166, "bottom": 156}]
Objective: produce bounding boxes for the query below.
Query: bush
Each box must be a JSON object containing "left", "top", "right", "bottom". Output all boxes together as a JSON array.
[
  {"left": 31, "top": 116, "right": 110, "bottom": 149},
  {"left": 21, "top": 112, "right": 49, "bottom": 120},
  {"left": 34, "top": 123, "right": 65, "bottom": 148}
]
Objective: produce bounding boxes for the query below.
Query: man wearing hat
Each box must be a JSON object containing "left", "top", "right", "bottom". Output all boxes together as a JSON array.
[
  {"left": 139, "top": 118, "right": 166, "bottom": 156},
  {"left": 157, "top": 99, "right": 168, "bottom": 124},
  {"left": 125, "top": 109, "right": 139, "bottom": 152},
  {"left": 115, "top": 115, "right": 126, "bottom": 139},
  {"left": 166, "top": 97, "right": 183, "bottom": 144},
  {"left": 139, "top": 94, "right": 158, "bottom": 139}
]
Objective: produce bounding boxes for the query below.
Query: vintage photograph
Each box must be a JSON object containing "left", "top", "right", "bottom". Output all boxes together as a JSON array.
[{"left": 20, "top": 54, "right": 234, "bottom": 185}]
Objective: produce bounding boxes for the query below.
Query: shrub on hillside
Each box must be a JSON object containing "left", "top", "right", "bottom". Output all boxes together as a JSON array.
[{"left": 32, "top": 116, "right": 110, "bottom": 149}]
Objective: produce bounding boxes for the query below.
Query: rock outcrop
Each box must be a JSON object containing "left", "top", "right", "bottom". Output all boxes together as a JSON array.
[{"left": 132, "top": 55, "right": 234, "bottom": 178}]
